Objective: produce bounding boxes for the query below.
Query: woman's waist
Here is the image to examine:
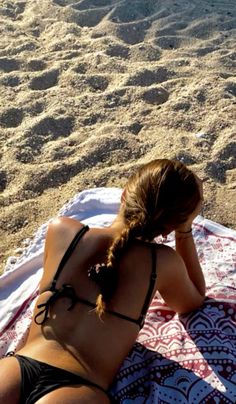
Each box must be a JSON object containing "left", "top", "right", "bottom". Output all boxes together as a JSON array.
[{"left": 16, "top": 335, "right": 118, "bottom": 388}]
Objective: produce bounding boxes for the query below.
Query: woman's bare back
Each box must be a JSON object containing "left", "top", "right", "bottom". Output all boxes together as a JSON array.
[{"left": 17, "top": 217, "right": 162, "bottom": 389}]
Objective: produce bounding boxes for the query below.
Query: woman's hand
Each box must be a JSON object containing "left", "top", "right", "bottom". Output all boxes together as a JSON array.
[{"left": 176, "top": 175, "right": 203, "bottom": 233}]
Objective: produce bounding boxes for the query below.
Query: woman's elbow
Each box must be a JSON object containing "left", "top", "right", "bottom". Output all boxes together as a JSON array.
[{"left": 177, "top": 294, "right": 206, "bottom": 315}]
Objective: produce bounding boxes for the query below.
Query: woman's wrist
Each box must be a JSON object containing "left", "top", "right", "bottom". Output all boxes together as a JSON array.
[
  {"left": 175, "top": 226, "right": 193, "bottom": 239},
  {"left": 175, "top": 232, "right": 193, "bottom": 240},
  {"left": 175, "top": 222, "right": 193, "bottom": 233},
  {"left": 175, "top": 228, "right": 192, "bottom": 234}
]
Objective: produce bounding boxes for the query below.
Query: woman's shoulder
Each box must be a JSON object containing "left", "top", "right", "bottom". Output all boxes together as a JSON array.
[
  {"left": 132, "top": 238, "right": 175, "bottom": 259},
  {"left": 48, "top": 216, "right": 83, "bottom": 233},
  {"left": 126, "top": 239, "right": 177, "bottom": 278},
  {"left": 45, "top": 217, "right": 84, "bottom": 255},
  {"left": 130, "top": 240, "right": 184, "bottom": 285}
]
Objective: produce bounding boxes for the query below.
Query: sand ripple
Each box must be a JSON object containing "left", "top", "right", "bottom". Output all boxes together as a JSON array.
[{"left": 0, "top": 0, "right": 235, "bottom": 272}]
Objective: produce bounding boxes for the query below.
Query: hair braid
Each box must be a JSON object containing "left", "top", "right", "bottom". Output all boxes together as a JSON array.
[{"left": 95, "top": 220, "right": 141, "bottom": 318}]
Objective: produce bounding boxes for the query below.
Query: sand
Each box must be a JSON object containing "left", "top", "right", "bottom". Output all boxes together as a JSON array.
[{"left": 0, "top": 0, "right": 235, "bottom": 274}]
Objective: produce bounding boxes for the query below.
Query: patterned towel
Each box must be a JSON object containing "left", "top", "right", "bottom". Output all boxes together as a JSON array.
[{"left": 0, "top": 188, "right": 235, "bottom": 403}]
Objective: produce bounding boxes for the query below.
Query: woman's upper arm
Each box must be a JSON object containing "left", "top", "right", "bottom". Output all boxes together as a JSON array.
[{"left": 157, "top": 246, "right": 205, "bottom": 314}]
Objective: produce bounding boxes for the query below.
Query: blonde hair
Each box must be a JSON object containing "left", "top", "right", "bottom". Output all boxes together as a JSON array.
[{"left": 95, "top": 159, "right": 201, "bottom": 317}]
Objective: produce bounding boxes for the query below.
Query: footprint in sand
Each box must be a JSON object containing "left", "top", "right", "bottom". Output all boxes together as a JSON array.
[
  {"left": 155, "top": 36, "right": 185, "bottom": 50},
  {"left": 24, "top": 161, "right": 83, "bottom": 195},
  {"left": 0, "top": 74, "right": 21, "bottom": 87},
  {"left": 82, "top": 113, "right": 103, "bottom": 126},
  {"left": 194, "top": 46, "right": 220, "bottom": 57},
  {"left": 106, "top": 43, "right": 130, "bottom": 59},
  {"left": 0, "top": 58, "right": 21, "bottom": 72},
  {"left": 141, "top": 87, "right": 169, "bottom": 105},
  {"left": 87, "top": 75, "right": 109, "bottom": 92},
  {"left": 104, "top": 88, "right": 128, "bottom": 108},
  {"left": 109, "top": 1, "right": 156, "bottom": 23},
  {"left": 27, "top": 59, "right": 47, "bottom": 72},
  {"left": 116, "top": 21, "right": 151, "bottom": 45},
  {"left": 25, "top": 101, "right": 46, "bottom": 117},
  {"left": 172, "top": 101, "right": 191, "bottom": 112},
  {"left": 206, "top": 142, "right": 236, "bottom": 184},
  {"left": 44, "top": 141, "right": 75, "bottom": 162},
  {"left": 217, "top": 142, "right": 236, "bottom": 169},
  {"left": 0, "top": 170, "right": 7, "bottom": 192},
  {"left": 72, "top": 62, "right": 88, "bottom": 74},
  {"left": 205, "top": 161, "right": 227, "bottom": 183},
  {"left": 126, "top": 122, "right": 143, "bottom": 135},
  {"left": 23, "top": 163, "right": 78, "bottom": 195},
  {"left": 105, "top": 41, "right": 161, "bottom": 64},
  {"left": 29, "top": 69, "right": 59, "bottom": 90},
  {"left": 60, "top": 0, "right": 114, "bottom": 28},
  {"left": 73, "top": 8, "right": 112, "bottom": 27},
  {"left": 125, "top": 67, "right": 173, "bottom": 86},
  {"left": 108, "top": 1, "right": 162, "bottom": 44},
  {"left": 0, "top": 107, "right": 24, "bottom": 128},
  {"left": 83, "top": 135, "right": 145, "bottom": 165},
  {"left": 0, "top": 1, "right": 26, "bottom": 20},
  {"left": 173, "top": 153, "right": 197, "bottom": 165},
  {"left": 15, "top": 116, "right": 74, "bottom": 163},
  {"left": 224, "top": 83, "right": 236, "bottom": 98}
]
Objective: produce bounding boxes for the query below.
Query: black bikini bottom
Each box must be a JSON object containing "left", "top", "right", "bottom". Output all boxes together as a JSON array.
[{"left": 10, "top": 354, "right": 110, "bottom": 403}]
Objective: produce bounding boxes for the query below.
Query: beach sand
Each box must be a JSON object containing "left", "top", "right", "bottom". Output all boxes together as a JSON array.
[{"left": 0, "top": 0, "right": 235, "bottom": 273}]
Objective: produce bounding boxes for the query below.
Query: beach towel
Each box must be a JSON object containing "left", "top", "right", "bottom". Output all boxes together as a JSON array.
[{"left": 0, "top": 188, "right": 235, "bottom": 403}]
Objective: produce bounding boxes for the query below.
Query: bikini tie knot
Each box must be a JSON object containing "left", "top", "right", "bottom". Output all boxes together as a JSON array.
[{"left": 34, "top": 284, "right": 78, "bottom": 325}]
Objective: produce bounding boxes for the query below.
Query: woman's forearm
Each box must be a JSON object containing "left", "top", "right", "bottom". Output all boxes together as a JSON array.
[{"left": 175, "top": 231, "right": 206, "bottom": 296}]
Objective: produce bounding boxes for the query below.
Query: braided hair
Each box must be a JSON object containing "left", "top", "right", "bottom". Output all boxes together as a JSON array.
[{"left": 93, "top": 159, "right": 201, "bottom": 317}]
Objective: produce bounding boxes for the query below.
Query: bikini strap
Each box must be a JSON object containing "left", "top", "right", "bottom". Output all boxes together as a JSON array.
[
  {"left": 104, "top": 307, "right": 142, "bottom": 326},
  {"left": 138, "top": 243, "right": 157, "bottom": 327},
  {"left": 49, "top": 225, "right": 89, "bottom": 292}
]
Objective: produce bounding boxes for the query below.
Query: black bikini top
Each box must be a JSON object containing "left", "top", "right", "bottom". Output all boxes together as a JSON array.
[{"left": 34, "top": 225, "right": 157, "bottom": 329}]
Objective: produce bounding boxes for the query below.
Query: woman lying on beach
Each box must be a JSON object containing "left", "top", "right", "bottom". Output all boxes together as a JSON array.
[{"left": 0, "top": 158, "right": 205, "bottom": 403}]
